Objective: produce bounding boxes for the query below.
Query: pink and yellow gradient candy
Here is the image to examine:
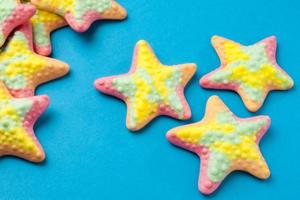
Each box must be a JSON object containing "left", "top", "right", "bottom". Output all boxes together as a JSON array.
[
  {"left": 0, "top": 81, "right": 49, "bottom": 162},
  {"left": 30, "top": 9, "right": 67, "bottom": 56},
  {"left": 31, "top": 0, "right": 127, "bottom": 32},
  {"left": 167, "top": 96, "right": 271, "bottom": 195},
  {"left": 0, "top": 0, "right": 36, "bottom": 47},
  {"left": 200, "top": 36, "right": 294, "bottom": 112},
  {"left": 22, "top": 0, "right": 67, "bottom": 55},
  {"left": 94, "top": 40, "right": 196, "bottom": 131},
  {"left": 0, "top": 25, "right": 69, "bottom": 98}
]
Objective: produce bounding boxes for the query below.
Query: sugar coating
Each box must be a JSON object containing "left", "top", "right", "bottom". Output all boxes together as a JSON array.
[
  {"left": 94, "top": 40, "right": 196, "bottom": 131},
  {"left": 200, "top": 36, "right": 294, "bottom": 112},
  {"left": 0, "top": 81, "right": 49, "bottom": 162},
  {"left": 30, "top": 9, "right": 67, "bottom": 56},
  {"left": 0, "top": 26, "right": 69, "bottom": 97},
  {"left": 31, "top": 0, "right": 127, "bottom": 32},
  {"left": 167, "top": 96, "right": 271, "bottom": 195},
  {"left": 0, "top": 0, "right": 36, "bottom": 47}
]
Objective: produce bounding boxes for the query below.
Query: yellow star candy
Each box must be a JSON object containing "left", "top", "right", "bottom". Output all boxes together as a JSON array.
[
  {"left": 0, "top": 25, "right": 69, "bottom": 97},
  {"left": 31, "top": 0, "right": 127, "bottom": 32},
  {"left": 0, "top": 81, "right": 49, "bottom": 162},
  {"left": 167, "top": 96, "right": 271, "bottom": 194},
  {"left": 95, "top": 40, "right": 196, "bottom": 131},
  {"left": 200, "top": 36, "right": 294, "bottom": 112}
]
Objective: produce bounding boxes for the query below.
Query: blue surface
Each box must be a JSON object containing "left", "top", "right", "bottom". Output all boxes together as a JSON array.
[{"left": 2, "top": 0, "right": 300, "bottom": 199}]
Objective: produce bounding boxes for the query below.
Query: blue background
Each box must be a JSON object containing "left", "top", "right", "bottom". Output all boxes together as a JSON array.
[{"left": 1, "top": 0, "right": 300, "bottom": 199}]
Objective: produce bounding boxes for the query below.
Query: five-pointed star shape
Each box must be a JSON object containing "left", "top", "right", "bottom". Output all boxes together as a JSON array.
[
  {"left": 200, "top": 36, "right": 294, "bottom": 112},
  {"left": 167, "top": 96, "right": 271, "bottom": 195},
  {"left": 94, "top": 40, "right": 196, "bottom": 131},
  {"left": 0, "top": 0, "right": 36, "bottom": 47},
  {"left": 0, "top": 24, "right": 69, "bottom": 98},
  {"left": 0, "top": 81, "right": 49, "bottom": 162},
  {"left": 31, "top": 0, "right": 127, "bottom": 32}
]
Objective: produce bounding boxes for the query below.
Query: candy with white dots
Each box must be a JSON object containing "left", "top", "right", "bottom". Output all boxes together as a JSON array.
[
  {"left": 30, "top": 8, "right": 68, "bottom": 55},
  {"left": 0, "top": 81, "right": 49, "bottom": 162},
  {"left": 200, "top": 36, "right": 294, "bottom": 112},
  {"left": 0, "top": 25, "right": 69, "bottom": 97},
  {"left": 31, "top": 0, "right": 127, "bottom": 32},
  {"left": 94, "top": 40, "right": 196, "bottom": 131},
  {"left": 0, "top": 0, "right": 36, "bottom": 47},
  {"left": 167, "top": 96, "right": 271, "bottom": 195},
  {"left": 21, "top": 0, "right": 68, "bottom": 55}
]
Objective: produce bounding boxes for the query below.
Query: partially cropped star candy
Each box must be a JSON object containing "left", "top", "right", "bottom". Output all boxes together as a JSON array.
[
  {"left": 0, "top": 81, "right": 49, "bottom": 162},
  {"left": 94, "top": 40, "right": 196, "bottom": 131},
  {"left": 31, "top": 0, "right": 127, "bottom": 32},
  {"left": 0, "top": 0, "right": 36, "bottom": 47},
  {"left": 21, "top": 0, "right": 67, "bottom": 55},
  {"left": 0, "top": 25, "right": 69, "bottom": 97},
  {"left": 30, "top": 8, "right": 67, "bottom": 55},
  {"left": 167, "top": 96, "right": 271, "bottom": 195},
  {"left": 200, "top": 36, "right": 294, "bottom": 112}
]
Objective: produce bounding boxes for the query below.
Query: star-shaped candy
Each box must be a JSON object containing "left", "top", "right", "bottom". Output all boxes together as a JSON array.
[
  {"left": 21, "top": 0, "right": 68, "bottom": 56},
  {"left": 0, "top": 25, "right": 69, "bottom": 97},
  {"left": 167, "top": 96, "right": 271, "bottom": 195},
  {"left": 0, "top": 0, "right": 36, "bottom": 47},
  {"left": 200, "top": 36, "right": 294, "bottom": 112},
  {"left": 0, "top": 81, "right": 49, "bottom": 162},
  {"left": 21, "top": 0, "right": 67, "bottom": 55},
  {"left": 31, "top": 9, "right": 67, "bottom": 55},
  {"left": 31, "top": 0, "right": 127, "bottom": 32},
  {"left": 94, "top": 40, "right": 196, "bottom": 131}
]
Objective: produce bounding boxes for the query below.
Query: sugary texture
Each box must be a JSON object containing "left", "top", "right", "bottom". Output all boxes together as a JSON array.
[
  {"left": 0, "top": 81, "right": 49, "bottom": 162},
  {"left": 200, "top": 36, "right": 294, "bottom": 112},
  {"left": 94, "top": 40, "right": 196, "bottom": 131},
  {"left": 0, "top": 0, "right": 36, "bottom": 47},
  {"left": 31, "top": 0, "right": 127, "bottom": 32},
  {"left": 167, "top": 96, "right": 271, "bottom": 195},
  {"left": 30, "top": 9, "right": 67, "bottom": 56},
  {"left": 21, "top": 0, "right": 67, "bottom": 55},
  {"left": 0, "top": 25, "right": 69, "bottom": 97}
]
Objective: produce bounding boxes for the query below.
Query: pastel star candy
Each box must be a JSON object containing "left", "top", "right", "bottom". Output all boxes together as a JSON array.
[
  {"left": 0, "top": 25, "right": 69, "bottom": 97},
  {"left": 167, "top": 96, "right": 271, "bottom": 195},
  {"left": 0, "top": 81, "right": 49, "bottom": 162},
  {"left": 94, "top": 40, "right": 196, "bottom": 131},
  {"left": 30, "top": 8, "right": 67, "bottom": 56},
  {"left": 31, "top": 0, "right": 127, "bottom": 32},
  {"left": 21, "top": 0, "right": 67, "bottom": 55},
  {"left": 0, "top": 0, "right": 36, "bottom": 47},
  {"left": 200, "top": 36, "right": 294, "bottom": 112}
]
